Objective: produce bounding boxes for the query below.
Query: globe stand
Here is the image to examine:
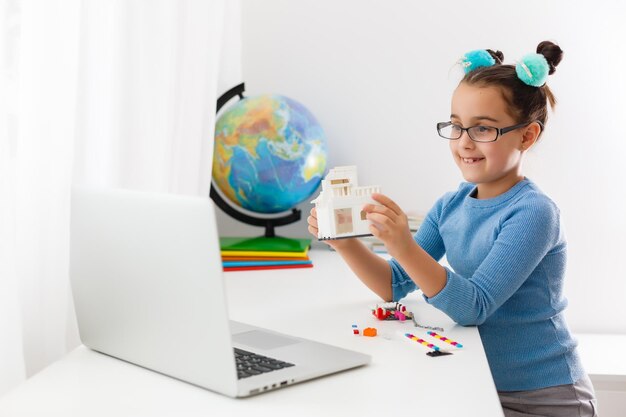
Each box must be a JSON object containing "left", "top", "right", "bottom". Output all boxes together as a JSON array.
[{"left": 210, "top": 83, "right": 302, "bottom": 238}]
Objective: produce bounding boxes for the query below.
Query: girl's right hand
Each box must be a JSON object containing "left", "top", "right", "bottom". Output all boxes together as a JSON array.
[{"left": 307, "top": 207, "right": 321, "bottom": 240}]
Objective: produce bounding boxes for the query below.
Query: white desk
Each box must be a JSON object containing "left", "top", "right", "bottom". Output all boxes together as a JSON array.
[{"left": 0, "top": 250, "right": 503, "bottom": 417}]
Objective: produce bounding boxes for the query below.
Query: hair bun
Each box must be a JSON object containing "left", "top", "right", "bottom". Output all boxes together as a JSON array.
[
  {"left": 486, "top": 49, "right": 504, "bottom": 64},
  {"left": 536, "top": 41, "right": 563, "bottom": 75}
]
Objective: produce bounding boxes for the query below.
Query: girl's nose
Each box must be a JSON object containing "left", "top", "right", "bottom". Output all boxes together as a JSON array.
[{"left": 458, "top": 130, "right": 474, "bottom": 148}]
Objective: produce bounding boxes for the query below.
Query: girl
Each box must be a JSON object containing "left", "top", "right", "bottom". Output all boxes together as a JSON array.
[{"left": 308, "top": 41, "right": 597, "bottom": 417}]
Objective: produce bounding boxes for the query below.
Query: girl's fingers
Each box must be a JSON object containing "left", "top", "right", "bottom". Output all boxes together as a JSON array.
[
  {"left": 363, "top": 204, "right": 397, "bottom": 222},
  {"left": 371, "top": 193, "right": 402, "bottom": 216},
  {"left": 366, "top": 212, "right": 394, "bottom": 227}
]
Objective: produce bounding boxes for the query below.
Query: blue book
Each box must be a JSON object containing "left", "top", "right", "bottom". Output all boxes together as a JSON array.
[{"left": 222, "top": 260, "right": 313, "bottom": 268}]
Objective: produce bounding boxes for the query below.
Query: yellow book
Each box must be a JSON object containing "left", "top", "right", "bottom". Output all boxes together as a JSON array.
[{"left": 220, "top": 248, "right": 308, "bottom": 258}]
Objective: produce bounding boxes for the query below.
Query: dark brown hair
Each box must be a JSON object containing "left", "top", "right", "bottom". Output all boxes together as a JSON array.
[{"left": 461, "top": 41, "right": 564, "bottom": 128}]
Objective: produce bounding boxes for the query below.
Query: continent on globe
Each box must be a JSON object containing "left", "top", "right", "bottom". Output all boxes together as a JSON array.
[
  {"left": 213, "top": 94, "right": 327, "bottom": 214},
  {"left": 311, "top": 166, "right": 382, "bottom": 240}
]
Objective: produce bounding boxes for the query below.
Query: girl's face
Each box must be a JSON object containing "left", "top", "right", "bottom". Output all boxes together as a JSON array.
[{"left": 449, "top": 82, "right": 533, "bottom": 199}]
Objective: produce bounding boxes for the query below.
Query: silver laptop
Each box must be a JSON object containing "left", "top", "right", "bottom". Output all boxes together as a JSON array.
[{"left": 69, "top": 187, "right": 370, "bottom": 397}]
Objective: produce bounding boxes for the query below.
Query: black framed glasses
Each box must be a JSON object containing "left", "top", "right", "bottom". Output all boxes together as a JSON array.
[{"left": 436, "top": 121, "right": 542, "bottom": 143}]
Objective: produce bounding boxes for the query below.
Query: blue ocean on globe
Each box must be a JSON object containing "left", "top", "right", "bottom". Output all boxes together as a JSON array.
[{"left": 213, "top": 94, "right": 327, "bottom": 214}]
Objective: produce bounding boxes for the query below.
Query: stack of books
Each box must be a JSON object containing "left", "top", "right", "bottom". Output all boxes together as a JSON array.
[{"left": 220, "top": 236, "right": 312, "bottom": 272}]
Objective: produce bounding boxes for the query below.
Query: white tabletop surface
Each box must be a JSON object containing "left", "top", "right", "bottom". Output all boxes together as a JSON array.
[
  {"left": 575, "top": 334, "right": 626, "bottom": 383},
  {"left": 0, "top": 250, "right": 503, "bottom": 417}
]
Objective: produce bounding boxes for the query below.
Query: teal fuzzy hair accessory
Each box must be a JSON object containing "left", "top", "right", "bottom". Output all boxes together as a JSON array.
[
  {"left": 460, "top": 50, "right": 496, "bottom": 74},
  {"left": 516, "top": 53, "right": 550, "bottom": 87}
]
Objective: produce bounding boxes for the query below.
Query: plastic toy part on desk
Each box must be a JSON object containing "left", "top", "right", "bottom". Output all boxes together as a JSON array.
[
  {"left": 426, "top": 350, "right": 453, "bottom": 357},
  {"left": 372, "top": 302, "right": 413, "bottom": 321},
  {"left": 405, "top": 333, "right": 441, "bottom": 351},
  {"left": 410, "top": 315, "right": 445, "bottom": 333},
  {"left": 363, "top": 328, "right": 377, "bottom": 337},
  {"left": 402, "top": 332, "right": 457, "bottom": 357},
  {"left": 427, "top": 331, "right": 463, "bottom": 348},
  {"left": 351, "top": 324, "right": 377, "bottom": 337}
]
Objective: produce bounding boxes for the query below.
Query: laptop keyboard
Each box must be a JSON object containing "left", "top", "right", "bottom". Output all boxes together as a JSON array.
[{"left": 234, "top": 348, "right": 295, "bottom": 379}]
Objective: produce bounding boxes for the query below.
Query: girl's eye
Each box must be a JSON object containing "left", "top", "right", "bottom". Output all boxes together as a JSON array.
[
  {"left": 451, "top": 125, "right": 462, "bottom": 133},
  {"left": 476, "top": 126, "right": 491, "bottom": 133}
]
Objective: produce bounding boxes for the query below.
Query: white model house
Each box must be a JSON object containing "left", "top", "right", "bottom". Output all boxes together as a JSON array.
[{"left": 311, "top": 166, "right": 381, "bottom": 240}]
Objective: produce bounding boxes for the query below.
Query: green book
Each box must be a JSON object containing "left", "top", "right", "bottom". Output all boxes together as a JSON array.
[{"left": 219, "top": 236, "right": 311, "bottom": 253}]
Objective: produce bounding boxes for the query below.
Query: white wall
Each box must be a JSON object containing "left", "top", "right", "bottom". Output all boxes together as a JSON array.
[{"left": 223, "top": 0, "right": 626, "bottom": 334}]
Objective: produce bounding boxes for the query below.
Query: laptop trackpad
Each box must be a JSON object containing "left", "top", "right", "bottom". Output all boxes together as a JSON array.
[{"left": 233, "top": 330, "right": 300, "bottom": 350}]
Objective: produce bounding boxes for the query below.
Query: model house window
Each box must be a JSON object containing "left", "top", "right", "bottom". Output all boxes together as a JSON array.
[
  {"left": 335, "top": 208, "right": 353, "bottom": 234},
  {"left": 360, "top": 210, "right": 367, "bottom": 220}
]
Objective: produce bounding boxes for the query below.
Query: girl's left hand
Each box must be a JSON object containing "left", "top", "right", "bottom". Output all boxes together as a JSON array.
[{"left": 362, "top": 193, "right": 416, "bottom": 258}]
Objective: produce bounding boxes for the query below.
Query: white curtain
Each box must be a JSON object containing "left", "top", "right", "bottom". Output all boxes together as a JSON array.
[{"left": 0, "top": 0, "right": 241, "bottom": 396}]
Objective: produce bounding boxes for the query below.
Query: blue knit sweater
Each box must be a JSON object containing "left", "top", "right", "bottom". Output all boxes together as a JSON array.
[{"left": 390, "top": 178, "right": 585, "bottom": 391}]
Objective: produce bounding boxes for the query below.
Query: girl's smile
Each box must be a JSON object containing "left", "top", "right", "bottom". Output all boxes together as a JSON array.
[{"left": 460, "top": 156, "right": 485, "bottom": 164}]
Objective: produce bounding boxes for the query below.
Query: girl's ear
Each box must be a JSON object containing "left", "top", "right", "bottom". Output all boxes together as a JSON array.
[{"left": 521, "top": 122, "right": 542, "bottom": 150}]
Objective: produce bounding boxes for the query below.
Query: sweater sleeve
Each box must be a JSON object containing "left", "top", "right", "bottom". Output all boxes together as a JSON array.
[
  {"left": 389, "top": 196, "right": 447, "bottom": 301},
  {"left": 423, "top": 199, "right": 561, "bottom": 326}
]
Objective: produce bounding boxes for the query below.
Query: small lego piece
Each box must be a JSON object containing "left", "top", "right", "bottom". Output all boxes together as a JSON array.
[
  {"left": 405, "top": 333, "right": 440, "bottom": 351},
  {"left": 352, "top": 324, "right": 360, "bottom": 335},
  {"left": 372, "top": 302, "right": 413, "bottom": 321},
  {"left": 426, "top": 350, "right": 453, "bottom": 357},
  {"left": 411, "top": 315, "right": 444, "bottom": 332},
  {"left": 426, "top": 331, "right": 463, "bottom": 348},
  {"left": 363, "top": 327, "right": 377, "bottom": 337},
  {"left": 374, "top": 307, "right": 389, "bottom": 320}
]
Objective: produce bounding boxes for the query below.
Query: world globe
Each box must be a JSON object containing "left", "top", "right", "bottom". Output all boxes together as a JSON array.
[{"left": 213, "top": 94, "right": 327, "bottom": 214}]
